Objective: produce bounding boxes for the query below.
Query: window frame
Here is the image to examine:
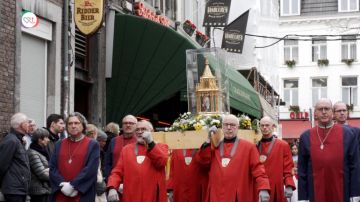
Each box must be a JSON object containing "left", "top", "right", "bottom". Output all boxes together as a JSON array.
[
  {"left": 284, "top": 39, "right": 299, "bottom": 62},
  {"left": 341, "top": 35, "right": 357, "bottom": 60},
  {"left": 312, "top": 78, "right": 328, "bottom": 106},
  {"left": 341, "top": 76, "right": 358, "bottom": 106},
  {"left": 283, "top": 79, "right": 299, "bottom": 106},
  {"left": 312, "top": 38, "right": 327, "bottom": 62},
  {"left": 280, "top": 0, "right": 301, "bottom": 16},
  {"left": 338, "top": 0, "right": 359, "bottom": 12}
]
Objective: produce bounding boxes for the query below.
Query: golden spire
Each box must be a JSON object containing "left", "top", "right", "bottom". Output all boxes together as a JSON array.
[{"left": 201, "top": 58, "right": 215, "bottom": 78}]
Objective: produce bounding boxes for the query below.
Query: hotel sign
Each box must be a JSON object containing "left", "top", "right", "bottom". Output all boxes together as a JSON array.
[{"left": 75, "top": 0, "right": 104, "bottom": 35}]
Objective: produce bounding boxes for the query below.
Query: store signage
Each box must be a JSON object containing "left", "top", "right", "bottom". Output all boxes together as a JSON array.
[
  {"left": 21, "top": 11, "right": 39, "bottom": 28},
  {"left": 290, "top": 112, "right": 309, "bottom": 119},
  {"left": 203, "top": 0, "right": 231, "bottom": 27},
  {"left": 75, "top": 0, "right": 104, "bottom": 35},
  {"left": 221, "top": 10, "right": 249, "bottom": 53},
  {"left": 133, "top": 2, "right": 169, "bottom": 26}
]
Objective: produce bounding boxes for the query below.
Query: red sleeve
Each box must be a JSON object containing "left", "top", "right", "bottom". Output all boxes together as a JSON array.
[
  {"left": 282, "top": 141, "right": 296, "bottom": 189},
  {"left": 147, "top": 143, "right": 168, "bottom": 169},
  {"left": 249, "top": 145, "right": 270, "bottom": 193},
  {"left": 197, "top": 144, "right": 212, "bottom": 166},
  {"left": 107, "top": 147, "right": 124, "bottom": 189}
]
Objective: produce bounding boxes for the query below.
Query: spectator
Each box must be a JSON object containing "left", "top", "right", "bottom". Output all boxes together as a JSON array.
[
  {"left": 0, "top": 112, "right": 31, "bottom": 202},
  {"left": 28, "top": 128, "right": 51, "bottom": 202}
]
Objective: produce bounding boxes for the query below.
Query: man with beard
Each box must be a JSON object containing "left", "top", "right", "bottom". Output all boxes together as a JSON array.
[{"left": 45, "top": 114, "right": 65, "bottom": 156}]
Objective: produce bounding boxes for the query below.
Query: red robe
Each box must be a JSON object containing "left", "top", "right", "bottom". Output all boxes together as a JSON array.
[
  {"left": 198, "top": 139, "right": 270, "bottom": 202},
  {"left": 258, "top": 138, "right": 295, "bottom": 202},
  {"left": 107, "top": 143, "right": 169, "bottom": 202},
  {"left": 167, "top": 149, "right": 209, "bottom": 202}
]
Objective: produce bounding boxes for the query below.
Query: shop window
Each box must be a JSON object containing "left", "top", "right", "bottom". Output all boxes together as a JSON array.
[
  {"left": 342, "top": 77, "right": 358, "bottom": 106},
  {"left": 312, "top": 78, "right": 327, "bottom": 106},
  {"left": 312, "top": 38, "right": 327, "bottom": 62},
  {"left": 284, "top": 39, "right": 299, "bottom": 62},
  {"left": 284, "top": 79, "right": 299, "bottom": 106},
  {"left": 338, "top": 0, "right": 359, "bottom": 12},
  {"left": 281, "top": 0, "right": 300, "bottom": 16},
  {"left": 341, "top": 35, "right": 357, "bottom": 60}
]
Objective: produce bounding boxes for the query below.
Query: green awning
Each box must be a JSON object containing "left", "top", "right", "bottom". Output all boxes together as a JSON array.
[{"left": 106, "top": 14, "right": 262, "bottom": 123}]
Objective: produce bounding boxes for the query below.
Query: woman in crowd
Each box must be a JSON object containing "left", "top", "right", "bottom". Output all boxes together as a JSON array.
[{"left": 28, "top": 128, "right": 51, "bottom": 202}]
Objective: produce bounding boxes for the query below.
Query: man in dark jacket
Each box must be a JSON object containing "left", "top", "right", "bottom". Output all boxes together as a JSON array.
[
  {"left": 0, "top": 112, "right": 31, "bottom": 202},
  {"left": 45, "top": 114, "right": 65, "bottom": 156}
]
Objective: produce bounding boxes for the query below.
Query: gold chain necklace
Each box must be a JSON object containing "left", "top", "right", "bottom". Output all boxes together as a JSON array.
[
  {"left": 68, "top": 136, "right": 84, "bottom": 164},
  {"left": 316, "top": 125, "right": 334, "bottom": 150}
]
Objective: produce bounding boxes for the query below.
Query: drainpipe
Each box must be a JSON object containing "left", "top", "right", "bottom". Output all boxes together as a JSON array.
[{"left": 61, "top": 0, "right": 70, "bottom": 117}]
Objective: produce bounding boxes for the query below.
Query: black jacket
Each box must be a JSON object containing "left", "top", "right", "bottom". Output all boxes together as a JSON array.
[{"left": 0, "top": 129, "right": 31, "bottom": 195}]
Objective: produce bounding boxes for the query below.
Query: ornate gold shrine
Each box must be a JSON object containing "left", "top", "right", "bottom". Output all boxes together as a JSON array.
[{"left": 195, "top": 58, "right": 221, "bottom": 113}]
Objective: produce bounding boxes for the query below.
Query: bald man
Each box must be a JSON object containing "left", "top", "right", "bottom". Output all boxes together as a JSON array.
[
  {"left": 333, "top": 101, "right": 349, "bottom": 125},
  {"left": 257, "top": 116, "right": 295, "bottom": 202},
  {"left": 298, "top": 98, "right": 360, "bottom": 202},
  {"left": 105, "top": 115, "right": 138, "bottom": 179},
  {"left": 198, "top": 114, "right": 270, "bottom": 202}
]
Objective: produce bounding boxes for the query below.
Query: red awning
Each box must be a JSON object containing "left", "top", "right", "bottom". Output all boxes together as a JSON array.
[{"left": 280, "top": 120, "right": 312, "bottom": 139}]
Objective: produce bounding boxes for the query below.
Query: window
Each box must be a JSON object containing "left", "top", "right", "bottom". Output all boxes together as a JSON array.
[
  {"left": 281, "top": 0, "right": 300, "bottom": 16},
  {"left": 312, "top": 38, "right": 327, "bottom": 62},
  {"left": 312, "top": 78, "right": 327, "bottom": 106},
  {"left": 342, "top": 77, "right": 358, "bottom": 106},
  {"left": 338, "top": 0, "right": 359, "bottom": 12},
  {"left": 284, "top": 79, "right": 299, "bottom": 106},
  {"left": 284, "top": 39, "right": 299, "bottom": 62},
  {"left": 341, "top": 35, "right": 357, "bottom": 60}
]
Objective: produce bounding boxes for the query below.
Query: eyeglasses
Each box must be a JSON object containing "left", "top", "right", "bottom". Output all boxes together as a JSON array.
[
  {"left": 122, "top": 122, "right": 136, "bottom": 125},
  {"left": 316, "top": 107, "right": 332, "bottom": 112},
  {"left": 334, "top": 109, "right": 347, "bottom": 113},
  {"left": 223, "top": 123, "right": 237, "bottom": 128}
]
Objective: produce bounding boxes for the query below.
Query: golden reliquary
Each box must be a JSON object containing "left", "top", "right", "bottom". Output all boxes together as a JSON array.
[{"left": 195, "top": 58, "right": 221, "bottom": 114}]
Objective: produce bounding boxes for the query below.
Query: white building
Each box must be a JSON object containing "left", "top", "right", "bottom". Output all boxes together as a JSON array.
[{"left": 278, "top": 0, "right": 360, "bottom": 139}]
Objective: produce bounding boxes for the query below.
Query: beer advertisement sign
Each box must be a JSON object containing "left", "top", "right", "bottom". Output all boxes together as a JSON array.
[{"left": 75, "top": 0, "right": 104, "bottom": 35}]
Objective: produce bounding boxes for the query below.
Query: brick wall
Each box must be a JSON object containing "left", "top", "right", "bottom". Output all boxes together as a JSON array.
[{"left": 0, "top": 0, "right": 16, "bottom": 134}]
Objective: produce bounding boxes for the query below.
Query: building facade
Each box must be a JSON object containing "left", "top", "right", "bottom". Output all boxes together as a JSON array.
[{"left": 278, "top": 0, "right": 360, "bottom": 139}]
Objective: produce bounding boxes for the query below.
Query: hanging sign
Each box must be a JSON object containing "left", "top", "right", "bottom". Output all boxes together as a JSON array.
[
  {"left": 203, "top": 0, "right": 231, "bottom": 27},
  {"left": 75, "top": 0, "right": 104, "bottom": 35},
  {"left": 221, "top": 10, "right": 249, "bottom": 53}
]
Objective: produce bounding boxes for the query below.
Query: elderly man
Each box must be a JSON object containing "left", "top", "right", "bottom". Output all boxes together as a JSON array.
[
  {"left": 198, "top": 114, "right": 270, "bottom": 202},
  {"left": 0, "top": 113, "right": 31, "bottom": 202},
  {"left": 107, "top": 120, "right": 169, "bottom": 202},
  {"left": 257, "top": 116, "right": 295, "bottom": 202},
  {"left": 298, "top": 98, "right": 360, "bottom": 202},
  {"left": 49, "top": 112, "right": 100, "bottom": 202},
  {"left": 333, "top": 101, "right": 350, "bottom": 125},
  {"left": 104, "top": 115, "right": 138, "bottom": 179}
]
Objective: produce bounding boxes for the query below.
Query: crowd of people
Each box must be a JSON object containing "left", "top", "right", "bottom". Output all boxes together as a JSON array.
[{"left": 0, "top": 98, "right": 359, "bottom": 202}]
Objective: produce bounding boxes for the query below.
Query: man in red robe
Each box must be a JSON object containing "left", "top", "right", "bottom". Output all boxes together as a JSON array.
[
  {"left": 167, "top": 148, "right": 209, "bottom": 202},
  {"left": 298, "top": 98, "right": 360, "bottom": 202},
  {"left": 257, "top": 116, "right": 295, "bottom": 202},
  {"left": 198, "top": 114, "right": 271, "bottom": 202},
  {"left": 104, "top": 115, "right": 138, "bottom": 179},
  {"left": 49, "top": 112, "right": 100, "bottom": 202},
  {"left": 107, "top": 120, "right": 168, "bottom": 202}
]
